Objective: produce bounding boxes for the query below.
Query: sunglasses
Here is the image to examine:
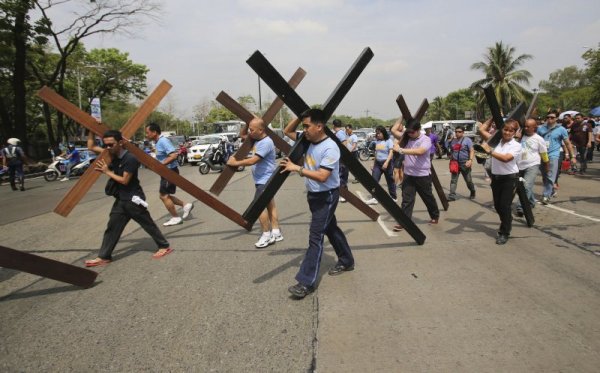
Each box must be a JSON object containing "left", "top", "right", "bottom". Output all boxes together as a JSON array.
[{"left": 102, "top": 143, "right": 116, "bottom": 149}]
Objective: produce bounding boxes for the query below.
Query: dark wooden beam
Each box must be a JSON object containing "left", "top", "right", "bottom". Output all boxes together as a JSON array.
[{"left": 0, "top": 245, "right": 98, "bottom": 288}]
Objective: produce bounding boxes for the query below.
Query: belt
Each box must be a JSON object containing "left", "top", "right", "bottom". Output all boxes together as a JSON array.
[{"left": 491, "top": 173, "right": 519, "bottom": 180}]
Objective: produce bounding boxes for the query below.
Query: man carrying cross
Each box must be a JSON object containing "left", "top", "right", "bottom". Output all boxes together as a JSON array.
[
  {"left": 281, "top": 109, "right": 355, "bottom": 299},
  {"left": 84, "top": 130, "right": 173, "bottom": 267},
  {"left": 145, "top": 123, "right": 194, "bottom": 226},
  {"left": 226, "top": 117, "right": 283, "bottom": 248}
]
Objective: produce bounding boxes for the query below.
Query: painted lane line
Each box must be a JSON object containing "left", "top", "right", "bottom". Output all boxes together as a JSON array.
[{"left": 542, "top": 204, "right": 600, "bottom": 223}]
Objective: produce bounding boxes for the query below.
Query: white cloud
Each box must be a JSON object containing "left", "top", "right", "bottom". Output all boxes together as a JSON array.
[
  {"left": 238, "top": 0, "right": 344, "bottom": 11},
  {"left": 235, "top": 18, "right": 328, "bottom": 38}
]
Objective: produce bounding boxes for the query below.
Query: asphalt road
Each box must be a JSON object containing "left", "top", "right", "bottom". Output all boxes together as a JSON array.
[{"left": 1, "top": 158, "right": 600, "bottom": 372}]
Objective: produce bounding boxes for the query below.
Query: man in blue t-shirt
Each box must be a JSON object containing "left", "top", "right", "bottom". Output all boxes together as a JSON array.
[
  {"left": 227, "top": 118, "right": 283, "bottom": 248},
  {"left": 145, "top": 123, "right": 194, "bottom": 226},
  {"left": 537, "top": 110, "right": 576, "bottom": 204},
  {"left": 282, "top": 109, "right": 354, "bottom": 299}
]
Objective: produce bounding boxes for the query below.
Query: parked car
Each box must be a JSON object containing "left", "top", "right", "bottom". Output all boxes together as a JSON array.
[{"left": 187, "top": 135, "right": 221, "bottom": 165}]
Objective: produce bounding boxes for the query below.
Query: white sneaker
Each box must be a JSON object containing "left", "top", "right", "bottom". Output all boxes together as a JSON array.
[
  {"left": 392, "top": 198, "right": 398, "bottom": 203},
  {"left": 163, "top": 217, "right": 183, "bottom": 226},
  {"left": 182, "top": 202, "right": 194, "bottom": 219},
  {"left": 272, "top": 232, "right": 284, "bottom": 242},
  {"left": 339, "top": 197, "right": 346, "bottom": 203},
  {"left": 60, "top": 177, "right": 69, "bottom": 181},
  {"left": 255, "top": 234, "right": 274, "bottom": 248},
  {"left": 365, "top": 198, "right": 378, "bottom": 205}
]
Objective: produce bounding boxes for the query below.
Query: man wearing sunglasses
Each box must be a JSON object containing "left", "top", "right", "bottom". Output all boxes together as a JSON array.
[
  {"left": 537, "top": 110, "right": 576, "bottom": 205},
  {"left": 83, "top": 130, "right": 172, "bottom": 267}
]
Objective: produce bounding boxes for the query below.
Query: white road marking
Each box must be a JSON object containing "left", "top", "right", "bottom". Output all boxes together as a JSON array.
[
  {"left": 542, "top": 204, "right": 600, "bottom": 223},
  {"left": 354, "top": 190, "right": 398, "bottom": 237}
]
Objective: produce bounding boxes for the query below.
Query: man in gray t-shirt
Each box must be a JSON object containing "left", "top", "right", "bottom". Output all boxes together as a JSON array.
[{"left": 448, "top": 126, "right": 476, "bottom": 201}]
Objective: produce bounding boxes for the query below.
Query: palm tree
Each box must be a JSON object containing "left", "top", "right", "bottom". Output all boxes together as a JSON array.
[
  {"left": 470, "top": 41, "right": 533, "bottom": 115},
  {"left": 427, "top": 96, "right": 449, "bottom": 120}
]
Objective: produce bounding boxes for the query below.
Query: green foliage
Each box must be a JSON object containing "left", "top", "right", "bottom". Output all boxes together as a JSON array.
[
  {"left": 470, "top": 41, "right": 533, "bottom": 114},
  {"left": 582, "top": 44, "right": 600, "bottom": 105}
]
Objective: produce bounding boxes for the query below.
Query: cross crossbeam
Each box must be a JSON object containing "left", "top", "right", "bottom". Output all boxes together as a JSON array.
[
  {"left": 0, "top": 245, "right": 97, "bottom": 288},
  {"left": 243, "top": 48, "right": 426, "bottom": 244}
]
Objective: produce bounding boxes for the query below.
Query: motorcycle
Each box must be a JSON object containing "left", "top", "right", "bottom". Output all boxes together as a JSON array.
[
  {"left": 198, "top": 147, "right": 244, "bottom": 175},
  {"left": 44, "top": 156, "right": 90, "bottom": 181},
  {"left": 358, "top": 141, "right": 376, "bottom": 161},
  {"left": 177, "top": 144, "right": 188, "bottom": 165}
]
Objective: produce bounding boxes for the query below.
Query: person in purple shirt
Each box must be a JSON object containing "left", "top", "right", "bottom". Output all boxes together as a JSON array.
[
  {"left": 393, "top": 121, "right": 440, "bottom": 232},
  {"left": 425, "top": 128, "right": 442, "bottom": 160}
]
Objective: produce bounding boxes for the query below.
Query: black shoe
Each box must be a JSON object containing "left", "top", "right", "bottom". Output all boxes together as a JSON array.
[
  {"left": 288, "top": 283, "right": 314, "bottom": 298},
  {"left": 447, "top": 196, "right": 456, "bottom": 201},
  {"left": 469, "top": 191, "right": 476, "bottom": 200},
  {"left": 328, "top": 263, "right": 355, "bottom": 276},
  {"left": 515, "top": 210, "right": 524, "bottom": 217},
  {"left": 495, "top": 234, "right": 509, "bottom": 245}
]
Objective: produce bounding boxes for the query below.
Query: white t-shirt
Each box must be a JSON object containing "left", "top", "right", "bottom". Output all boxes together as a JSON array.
[
  {"left": 491, "top": 139, "right": 521, "bottom": 175},
  {"left": 518, "top": 133, "right": 547, "bottom": 170}
]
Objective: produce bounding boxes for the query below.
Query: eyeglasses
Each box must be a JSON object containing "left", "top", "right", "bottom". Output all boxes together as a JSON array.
[
  {"left": 102, "top": 143, "right": 116, "bottom": 149},
  {"left": 405, "top": 130, "right": 415, "bottom": 134}
]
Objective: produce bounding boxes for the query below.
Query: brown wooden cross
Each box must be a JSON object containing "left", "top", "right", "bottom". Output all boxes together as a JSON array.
[
  {"left": 211, "top": 70, "right": 379, "bottom": 221},
  {"left": 395, "top": 95, "right": 449, "bottom": 211},
  {"left": 37, "top": 85, "right": 251, "bottom": 230}
]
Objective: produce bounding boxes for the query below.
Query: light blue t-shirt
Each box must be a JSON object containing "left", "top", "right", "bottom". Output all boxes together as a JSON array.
[
  {"left": 304, "top": 137, "right": 340, "bottom": 192},
  {"left": 537, "top": 124, "right": 569, "bottom": 160},
  {"left": 374, "top": 138, "right": 394, "bottom": 162},
  {"left": 155, "top": 136, "right": 179, "bottom": 169},
  {"left": 251, "top": 136, "right": 276, "bottom": 185},
  {"left": 346, "top": 134, "right": 358, "bottom": 152},
  {"left": 335, "top": 129, "right": 347, "bottom": 143}
]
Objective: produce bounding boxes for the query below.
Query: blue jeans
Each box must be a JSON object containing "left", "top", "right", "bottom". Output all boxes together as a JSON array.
[
  {"left": 516, "top": 165, "right": 539, "bottom": 211},
  {"left": 540, "top": 158, "right": 559, "bottom": 198},
  {"left": 372, "top": 160, "right": 396, "bottom": 199},
  {"left": 296, "top": 189, "right": 354, "bottom": 288}
]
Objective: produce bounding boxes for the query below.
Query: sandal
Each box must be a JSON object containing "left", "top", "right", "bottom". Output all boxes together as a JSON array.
[
  {"left": 152, "top": 248, "right": 173, "bottom": 259},
  {"left": 84, "top": 258, "right": 111, "bottom": 267},
  {"left": 429, "top": 219, "right": 439, "bottom": 224}
]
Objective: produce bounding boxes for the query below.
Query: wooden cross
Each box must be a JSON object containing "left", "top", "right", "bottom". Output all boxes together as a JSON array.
[
  {"left": 212, "top": 71, "right": 379, "bottom": 221},
  {"left": 480, "top": 84, "right": 534, "bottom": 227},
  {"left": 243, "top": 48, "right": 426, "bottom": 244},
  {"left": 395, "top": 95, "right": 449, "bottom": 211},
  {"left": 0, "top": 245, "right": 97, "bottom": 288},
  {"left": 37, "top": 85, "right": 251, "bottom": 230}
]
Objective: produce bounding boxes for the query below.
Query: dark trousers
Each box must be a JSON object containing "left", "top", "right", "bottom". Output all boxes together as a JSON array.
[
  {"left": 339, "top": 162, "right": 349, "bottom": 188},
  {"left": 576, "top": 146, "right": 588, "bottom": 172},
  {"left": 449, "top": 163, "right": 475, "bottom": 197},
  {"left": 98, "top": 199, "right": 170, "bottom": 260},
  {"left": 296, "top": 189, "right": 354, "bottom": 288},
  {"left": 372, "top": 160, "right": 396, "bottom": 199},
  {"left": 491, "top": 175, "right": 518, "bottom": 236},
  {"left": 8, "top": 164, "right": 24, "bottom": 190},
  {"left": 401, "top": 174, "right": 439, "bottom": 220}
]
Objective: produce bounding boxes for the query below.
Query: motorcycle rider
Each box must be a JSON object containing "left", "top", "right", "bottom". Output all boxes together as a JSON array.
[
  {"left": 2, "top": 138, "right": 28, "bottom": 191},
  {"left": 61, "top": 144, "right": 81, "bottom": 181}
]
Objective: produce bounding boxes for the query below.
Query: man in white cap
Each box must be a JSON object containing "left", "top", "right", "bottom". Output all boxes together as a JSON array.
[{"left": 2, "top": 138, "right": 27, "bottom": 191}]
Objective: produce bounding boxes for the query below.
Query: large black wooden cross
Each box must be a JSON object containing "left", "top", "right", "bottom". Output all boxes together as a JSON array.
[
  {"left": 214, "top": 86, "right": 379, "bottom": 221},
  {"left": 242, "top": 48, "right": 426, "bottom": 244},
  {"left": 395, "top": 95, "right": 449, "bottom": 211},
  {"left": 480, "top": 84, "right": 534, "bottom": 227}
]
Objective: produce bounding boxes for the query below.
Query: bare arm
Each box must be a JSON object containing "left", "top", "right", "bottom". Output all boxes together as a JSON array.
[
  {"left": 283, "top": 117, "right": 301, "bottom": 141},
  {"left": 95, "top": 159, "right": 133, "bottom": 185},
  {"left": 563, "top": 138, "right": 577, "bottom": 163},
  {"left": 227, "top": 154, "right": 261, "bottom": 167},
  {"left": 87, "top": 132, "right": 104, "bottom": 154},
  {"left": 478, "top": 118, "right": 493, "bottom": 141},
  {"left": 279, "top": 157, "right": 332, "bottom": 183},
  {"left": 390, "top": 117, "right": 404, "bottom": 140},
  {"left": 479, "top": 143, "right": 514, "bottom": 163}
]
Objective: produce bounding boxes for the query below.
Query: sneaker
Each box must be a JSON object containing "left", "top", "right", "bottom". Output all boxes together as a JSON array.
[
  {"left": 182, "top": 202, "right": 194, "bottom": 219},
  {"left": 515, "top": 210, "right": 524, "bottom": 217},
  {"left": 393, "top": 224, "right": 404, "bottom": 232},
  {"left": 272, "top": 231, "right": 284, "bottom": 242},
  {"left": 60, "top": 177, "right": 69, "bottom": 181},
  {"left": 288, "top": 283, "right": 314, "bottom": 298},
  {"left": 392, "top": 197, "right": 398, "bottom": 203},
  {"left": 328, "top": 263, "right": 355, "bottom": 276},
  {"left": 551, "top": 190, "right": 558, "bottom": 198},
  {"left": 339, "top": 196, "right": 346, "bottom": 203},
  {"left": 495, "top": 234, "right": 509, "bottom": 245},
  {"left": 255, "top": 234, "right": 274, "bottom": 248},
  {"left": 448, "top": 195, "right": 456, "bottom": 202},
  {"left": 163, "top": 217, "right": 183, "bottom": 226},
  {"left": 470, "top": 191, "right": 476, "bottom": 200},
  {"left": 365, "top": 198, "right": 378, "bottom": 205},
  {"left": 541, "top": 196, "right": 550, "bottom": 205}
]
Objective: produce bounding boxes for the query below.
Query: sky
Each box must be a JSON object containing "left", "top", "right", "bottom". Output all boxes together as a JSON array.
[{"left": 46, "top": 0, "right": 600, "bottom": 120}]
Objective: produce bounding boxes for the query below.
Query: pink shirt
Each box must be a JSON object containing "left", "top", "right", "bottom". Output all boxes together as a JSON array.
[{"left": 403, "top": 135, "right": 432, "bottom": 177}]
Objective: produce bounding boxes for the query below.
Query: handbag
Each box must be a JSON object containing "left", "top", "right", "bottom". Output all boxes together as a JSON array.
[
  {"left": 560, "top": 159, "right": 571, "bottom": 171},
  {"left": 105, "top": 178, "right": 119, "bottom": 197},
  {"left": 449, "top": 159, "right": 460, "bottom": 174}
]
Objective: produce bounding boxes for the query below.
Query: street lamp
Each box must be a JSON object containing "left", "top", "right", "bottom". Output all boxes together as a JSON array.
[{"left": 257, "top": 75, "right": 262, "bottom": 112}]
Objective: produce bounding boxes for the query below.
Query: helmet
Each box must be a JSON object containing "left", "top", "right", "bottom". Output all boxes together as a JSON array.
[
  {"left": 220, "top": 136, "right": 228, "bottom": 142},
  {"left": 7, "top": 138, "right": 20, "bottom": 146}
]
